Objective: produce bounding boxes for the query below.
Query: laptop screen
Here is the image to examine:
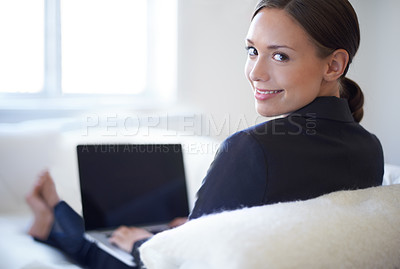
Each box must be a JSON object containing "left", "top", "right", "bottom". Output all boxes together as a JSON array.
[{"left": 77, "top": 144, "right": 189, "bottom": 231}]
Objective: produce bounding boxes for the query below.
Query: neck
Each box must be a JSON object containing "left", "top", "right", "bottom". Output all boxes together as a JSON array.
[{"left": 319, "top": 80, "right": 340, "bottom": 98}]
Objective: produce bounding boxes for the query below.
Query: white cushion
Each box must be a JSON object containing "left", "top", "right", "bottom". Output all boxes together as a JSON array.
[
  {"left": 0, "top": 214, "right": 82, "bottom": 268},
  {"left": 383, "top": 163, "right": 400, "bottom": 185},
  {"left": 0, "top": 123, "right": 60, "bottom": 213},
  {"left": 140, "top": 184, "right": 400, "bottom": 269}
]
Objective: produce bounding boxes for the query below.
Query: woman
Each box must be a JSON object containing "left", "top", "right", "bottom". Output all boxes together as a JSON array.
[{"left": 26, "top": 0, "right": 384, "bottom": 268}]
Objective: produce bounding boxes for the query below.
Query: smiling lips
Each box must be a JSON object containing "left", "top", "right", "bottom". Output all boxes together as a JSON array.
[
  {"left": 256, "top": 89, "right": 283, "bottom": 94},
  {"left": 254, "top": 88, "right": 284, "bottom": 101}
]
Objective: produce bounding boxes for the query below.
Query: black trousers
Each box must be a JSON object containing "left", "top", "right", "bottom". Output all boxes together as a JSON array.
[{"left": 37, "top": 201, "right": 135, "bottom": 269}]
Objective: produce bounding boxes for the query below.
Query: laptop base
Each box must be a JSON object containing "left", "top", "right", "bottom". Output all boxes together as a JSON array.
[{"left": 85, "top": 232, "right": 136, "bottom": 267}]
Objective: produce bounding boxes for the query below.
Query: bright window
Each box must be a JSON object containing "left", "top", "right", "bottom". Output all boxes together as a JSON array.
[
  {"left": 61, "top": 0, "right": 147, "bottom": 95},
  {"left": 0, "top": 0, "right": 177, "bottom": 110},
  {"left": 0, "top": 0, "right": 44, "bottom": 93}
]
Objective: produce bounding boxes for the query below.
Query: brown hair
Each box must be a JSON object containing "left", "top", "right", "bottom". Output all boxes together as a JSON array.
[{"left": 253, "top": 0, "right": 364, "bottom": 122}]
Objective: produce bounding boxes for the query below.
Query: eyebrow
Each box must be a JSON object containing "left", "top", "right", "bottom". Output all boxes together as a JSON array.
[{"left": 246, "top": 38, "right": 296, "bottom": 51}]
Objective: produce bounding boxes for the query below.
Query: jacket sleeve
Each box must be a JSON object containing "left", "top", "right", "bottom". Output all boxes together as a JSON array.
[
  {"left": 189, "top": 131, "right": 267, "bottom": 219},
  {"left": 131, "top": 238, "right": 150, "bottom": 268}
]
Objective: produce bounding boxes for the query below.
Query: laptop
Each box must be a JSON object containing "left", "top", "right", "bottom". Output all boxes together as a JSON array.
[{"left": 76, "top": 144, "right": 190, "bottom": 267}]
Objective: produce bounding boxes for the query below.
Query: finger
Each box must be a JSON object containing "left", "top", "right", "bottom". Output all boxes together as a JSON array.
[
  {"left": 112, "top": 226, "right": 129, "bottom": 237},
  {"left": 168, "top": 217, "right": 188, "bottom": 228},
  {"left": 109, "top": 232, "right": 125, "bottom": 244},
  {"left": 108, "top": 235, "right": 131, "bottom": 252},
  {"left": 110, "top": 231, "right": 124, "bottom": 239},
  {"left": 108, "top": 235, "right": 119, "bottom": 244},
  {"left": 115, "top": 225, "right": 128, "bottom": 232}
]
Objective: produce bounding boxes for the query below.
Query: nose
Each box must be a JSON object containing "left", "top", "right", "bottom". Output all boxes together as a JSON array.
[{"left": 248, "top": 58, "right": 270, "bottom": 82}]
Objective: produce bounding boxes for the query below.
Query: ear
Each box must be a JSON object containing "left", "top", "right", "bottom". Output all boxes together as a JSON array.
[{"left": 324, "top": 49, "right": 349, "bottom": 82}]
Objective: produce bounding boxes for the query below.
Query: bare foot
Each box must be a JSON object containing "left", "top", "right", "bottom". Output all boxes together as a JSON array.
[
  {"left": 38, "top": 171, "right": 60, "bottom": 208},
  {"left": 26, "top": 188, "right": 54, "bottom": 240}
]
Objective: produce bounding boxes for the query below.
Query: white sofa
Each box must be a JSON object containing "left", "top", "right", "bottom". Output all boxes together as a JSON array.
[
  {"left": 141, "top": 181, "right": 400, "bottom": 269},
  {"left": 1, "top": 118, "right": 399, "bottom": 269}
]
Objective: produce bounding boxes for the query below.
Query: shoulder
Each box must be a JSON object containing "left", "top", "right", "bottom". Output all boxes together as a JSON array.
[
  {"left": 350, "top": 123, "right": 384, "bottom": 162},
  {"left": 235, "top": 117, "right": 304, "bottom": 146},
  {"left": 221, "top": 128, "right": 259, "bottom": 147},
  {"left": 215, "top": 119, "right": 297, "bottom": 161},
  {"left": 209, "top": 127, "right": 269, "bottom": 170},
  {"left": 217, "top": 125, "right": 269, "bottom": 156}
]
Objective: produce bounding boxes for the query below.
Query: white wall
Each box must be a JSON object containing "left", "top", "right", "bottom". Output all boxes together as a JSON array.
[
  {"left": 177, "top": 0, "right": 260, "bottom": 138},
  {"left": 177, "top": 0, "right": 400, "bottom": 165},
  {"left": 348, "top": 0, "right": 400, "bottom": 165}
]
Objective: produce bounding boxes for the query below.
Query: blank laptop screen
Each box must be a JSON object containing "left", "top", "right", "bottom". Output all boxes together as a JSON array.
[{"left": 77, "top": 144, "right": 189, "bottom": 231}]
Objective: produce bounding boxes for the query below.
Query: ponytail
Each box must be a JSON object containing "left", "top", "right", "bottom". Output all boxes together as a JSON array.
[{"left": 340, "top": 77, "right": 364, "bottom": 123}]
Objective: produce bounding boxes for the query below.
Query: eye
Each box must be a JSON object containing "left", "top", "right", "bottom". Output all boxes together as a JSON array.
[
  {"left": 272, "top": 52, "right": 289, "bottom": 62},
  {"left": 246, "top": 46, "right": 258, "bottom": 57}
]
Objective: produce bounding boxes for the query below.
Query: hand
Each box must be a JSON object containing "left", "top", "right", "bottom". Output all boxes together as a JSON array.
[
  {"left": 168, "top": 217, "right": 188, "bottom": 228},
  {"left": 109, "top": 226, "right": 153, "bottom": 253}
]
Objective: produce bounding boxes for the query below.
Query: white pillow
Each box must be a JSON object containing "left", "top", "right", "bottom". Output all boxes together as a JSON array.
[
  {"left": 383, "top": 163, "right": 400, "bottom": 185},
  {"left": 140, "top": 184, "right": 400, "bottom": 269}
]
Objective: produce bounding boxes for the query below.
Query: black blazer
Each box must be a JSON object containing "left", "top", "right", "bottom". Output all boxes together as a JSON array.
[{"left": 189, "top": 97, "right": 384, "bottom": 219}]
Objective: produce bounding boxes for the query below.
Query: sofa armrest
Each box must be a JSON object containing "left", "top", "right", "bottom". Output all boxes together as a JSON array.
[{"left": 140, "top": 184, "right": 400, "bottom": 269}]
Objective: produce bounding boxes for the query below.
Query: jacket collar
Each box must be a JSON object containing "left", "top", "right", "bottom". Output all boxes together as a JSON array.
[{"left": 290, "top": 97, "right": 354, "bottom": 123}]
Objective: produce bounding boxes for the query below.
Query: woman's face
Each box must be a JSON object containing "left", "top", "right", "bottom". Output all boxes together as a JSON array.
[{"left": 245, "top": 8, "right": 334, "bottom": 117}]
